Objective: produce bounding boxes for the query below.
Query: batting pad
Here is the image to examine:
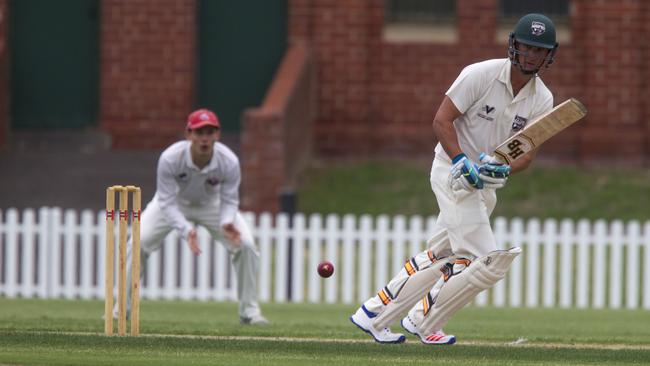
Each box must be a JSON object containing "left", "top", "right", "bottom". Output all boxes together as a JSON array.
[
  {"left": 373, "top": 256, "right": 455, "bottom": 329},
  {"left": 419, "top": 247, "right": 521, "bottom": 335}
]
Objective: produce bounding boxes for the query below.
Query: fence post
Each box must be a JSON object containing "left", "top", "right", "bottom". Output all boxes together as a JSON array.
[
  {"left": 325, "top": 214, "right": 339, "bottom": 304},
  {"left": 257, "top": 213, "right": 272, "bottom": 302},
  {"left": 626, "top": 221, "right": 640, "bottom": 309},
  {"left": 342, "top": 214, "right": 356, "bottom": 304},
  {"left": 5, "top": 209, "right": 18, "bottom": 298},
  {"left": 307, "top": 214, "right": 322, "bottom": 303},
  {"left": 392, "top": 216, "right": 406, "bottom": 283},
  {"left": 559, "top": 219, "right": 574, "bottom": 308},
  {"left": 291, "top": 214, "right": 306, "bottom": 302},
  {"left": 576, "top": 219, "right": 590, "bottom": 308},
  {"left": 644, "top": 222, "right": 650, "bottom": 309},
  {"left": 279, "top": 191, "right": 296, "bottom": 301},
  {"left": 275, "top": 213, "right": 289, "bottom": 302},
  {"left": 358, "top": 215, "right": 372, "bottom": 302},
  {"left": 22, "top": 209, "right": 36, "bottom": 298},
  {"left": 37, "top": 208, "right": 50, "bottom": 298},
  {"left": 375, "top": 215, "right": 389, "bottom": 293},
  {"left": 542, "top": 219, "right": 558, "bottom": 308},
  {"left": 525, "top": 219, "right": 540, "bottom": 307},
  {"left": 80, "top": 210, "right": 94, "bottom": 299},
  {"left": 609, "top": 221, "right": 623, "bottom": 309},
  {"left": 593, "top": 220, "right": 607, "bottom": 308}
]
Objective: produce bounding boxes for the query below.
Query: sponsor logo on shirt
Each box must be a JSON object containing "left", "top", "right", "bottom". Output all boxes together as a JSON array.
[
  {"left": 177, "top": 172, "right": 189, "bottom": 182},
  {"left": 477, "top": 105, "right": 495, "bottom": 121},
  {"left": 206, "top": 177, "right": 220, "bottom": 186},
  {"left": 512, "top": 115, "right": 528, "bottom": 131}
]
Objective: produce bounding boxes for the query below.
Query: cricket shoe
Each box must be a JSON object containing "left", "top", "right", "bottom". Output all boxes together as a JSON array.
[
  {"left": 240, "top": 314, "right": 269, "bottom": 325},
  {"left": 349, "top": 305, "right": 406, "bottom": 344},
  {"left": 401, "top": 315, "right": 456, "bottom": 345}
]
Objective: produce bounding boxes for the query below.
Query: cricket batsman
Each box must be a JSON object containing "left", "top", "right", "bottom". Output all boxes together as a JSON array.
[
  {"left": 350, "top": 13, "right": 558, "bottom": 344},
  {"left": 115, "top": 108, "right": 268, "bottom": 325}
]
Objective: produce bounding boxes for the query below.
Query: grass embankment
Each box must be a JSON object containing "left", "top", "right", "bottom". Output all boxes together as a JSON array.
[{"left": 297, "top": 161, "right": 650, "bottom": 221}]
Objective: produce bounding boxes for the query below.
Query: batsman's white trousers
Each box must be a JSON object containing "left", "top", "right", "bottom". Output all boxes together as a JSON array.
[
  {"left": 363, "top": 155, "right": 498, "bottom": 318},
  {"left": 119, "top": 196, "right": 262, "bottom": 319}
]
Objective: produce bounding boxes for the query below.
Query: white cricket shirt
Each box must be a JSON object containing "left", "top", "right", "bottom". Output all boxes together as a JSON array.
[
  {"left": 435, "top": 58, "right": 554, "bottom": 162},
  {"left": 155, "top": 140, "right": 241, "bottom": 238}
]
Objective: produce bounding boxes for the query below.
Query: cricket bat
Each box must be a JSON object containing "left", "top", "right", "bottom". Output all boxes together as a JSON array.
[{"left": 494, "top": 98, "right": 587, "bottom": 164}]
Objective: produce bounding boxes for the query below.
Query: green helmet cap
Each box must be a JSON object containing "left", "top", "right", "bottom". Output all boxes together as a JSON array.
[{"left": 512, "top": 13, "right": 557, "bottom": 49}]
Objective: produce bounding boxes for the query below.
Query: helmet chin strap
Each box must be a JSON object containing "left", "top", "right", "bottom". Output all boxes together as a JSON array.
[{"left": 516, "top": 64, "right": 539, "bottom": 75}]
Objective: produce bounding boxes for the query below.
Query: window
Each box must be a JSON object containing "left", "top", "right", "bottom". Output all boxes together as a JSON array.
[
  {"left": 500, "top": 0, "right": 569, "bottom": 23},
  {"left": 385, "top": 0, "right": 455, "bottom": 24},
  {"left": 383, "top": 0, "right": 456, "bottom": 43},
  {"left": 497, "top": 0, "right": 571, "bottom": 44}
]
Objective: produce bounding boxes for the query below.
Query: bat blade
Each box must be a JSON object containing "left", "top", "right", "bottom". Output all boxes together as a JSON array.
[{"left": 494, "top": 98, "right": 587, "bottom": 164}]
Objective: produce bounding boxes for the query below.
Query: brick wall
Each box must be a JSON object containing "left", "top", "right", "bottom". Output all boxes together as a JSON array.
[
  {"left": 0, "top": 0, "right": 7, "bottom": 151},
  {"left": 241, "top": 44, "right": 316, "bottom": 213},
  {"left": 288, "top": 0, "right": 649, "bottom": 164},
  {"left": 100, "top": 0, "right": 196, "bottom": 149},
  {"left": 574, "top": 0, "right": 647, "bottom": 164},
  {"left": 2, "top": 0, "right": 648, "bottom": 214}
]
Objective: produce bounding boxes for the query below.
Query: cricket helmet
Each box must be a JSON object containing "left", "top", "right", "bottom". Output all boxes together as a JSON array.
[{"left": 508, "top": 13, "right": 559, "bottom": 74}]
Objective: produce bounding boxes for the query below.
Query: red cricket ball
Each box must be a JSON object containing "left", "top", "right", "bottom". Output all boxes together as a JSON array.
[{"left": 317, "top": 261, "right": 334, "bottom": 278}]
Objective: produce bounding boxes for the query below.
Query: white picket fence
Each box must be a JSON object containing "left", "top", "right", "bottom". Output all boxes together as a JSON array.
[{"left": 1, "top": 207, "right": 649, "bottom": 309}]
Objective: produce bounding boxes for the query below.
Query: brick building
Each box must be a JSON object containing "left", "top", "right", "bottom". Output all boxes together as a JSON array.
[{"left": 0, "top": 0, "right": 649, "bottom": 212}]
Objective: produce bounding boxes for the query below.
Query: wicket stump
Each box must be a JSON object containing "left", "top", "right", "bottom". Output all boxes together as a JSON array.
[{"left": 105, "top": 185, "right": 141, "bottom": 336}]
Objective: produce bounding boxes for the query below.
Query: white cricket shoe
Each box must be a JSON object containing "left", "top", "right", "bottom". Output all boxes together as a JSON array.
[
  {"left": 350, "top": 305, "right": 406, "bottom": 344},
  {"left": 401, "top": 315, "right": 456, "bottom": 345},
  {"left": 240, "top": 314, "right": 269, "bottom": 325}
]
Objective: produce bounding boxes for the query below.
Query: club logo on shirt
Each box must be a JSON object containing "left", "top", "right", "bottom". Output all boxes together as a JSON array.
[
  {"left": 176, "top": 172, "right": 189, "bottom": 182},
  {"left": 206, "top": 177, "right": 220, "bottom": 186},
  {"left": 512, "top": 115, "right": 528, "bottom": 131},
  {"left": 477, "top": 105, "right": 495, "bottom": 121}
]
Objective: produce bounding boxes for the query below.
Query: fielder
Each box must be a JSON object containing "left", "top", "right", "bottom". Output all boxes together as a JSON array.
[
  {"left": 350, "top": 13, "right": 558, "bottom": 344},
  {"left": 116, "top": 108, "right": 268, "bottom": 325}
]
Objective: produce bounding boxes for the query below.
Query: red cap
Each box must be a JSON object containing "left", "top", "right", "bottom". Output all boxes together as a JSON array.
[{"left": 187, "top": 108, "right": 220, "bottom": 130}]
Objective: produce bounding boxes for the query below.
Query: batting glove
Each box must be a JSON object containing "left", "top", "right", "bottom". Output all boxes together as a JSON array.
[
  {"left": 478, "top": 152, "right": 511, "bottom": 189},
  {"left": 450, "top": 153, "right": 483, "bottom": 191}
]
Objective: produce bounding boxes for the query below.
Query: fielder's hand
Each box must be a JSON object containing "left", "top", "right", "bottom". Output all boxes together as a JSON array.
[
  {"left": 222, "top": 223, "right": 241, "bottom": 245},
  {"left": 187, "top": 228, "right": 202, "bottom": 255},
  {"left": 478, "top": 152, "right": 511, "bottom": 189},
  {"left": 450, "top": 153, "right": 483, "bottom": 191}
]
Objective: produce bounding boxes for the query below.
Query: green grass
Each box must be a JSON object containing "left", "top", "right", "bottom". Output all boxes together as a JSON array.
[
  {"left": 1, "top": 298, "right": 650, "bottom": 365},
  {"left": 297, "top": 161, "right": 650, "bottom": 220}
]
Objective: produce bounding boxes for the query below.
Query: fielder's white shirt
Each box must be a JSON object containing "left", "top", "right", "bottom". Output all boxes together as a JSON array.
[
  {"left": 155, "top": 140, "right": 240, "bottom": 238},
  {"left": 434, "top": 58, "right": 554, "bottom": 162}
]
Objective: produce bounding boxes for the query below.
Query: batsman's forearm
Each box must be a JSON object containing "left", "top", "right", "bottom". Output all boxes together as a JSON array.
[
  {"left": 510, "top": 150, "right": 536, "bottom": 173},
  {"left": 433, "top": 118, "right": 463, "bottom": 159}
]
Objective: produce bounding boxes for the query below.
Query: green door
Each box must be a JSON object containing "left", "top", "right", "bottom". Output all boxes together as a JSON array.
[
  {"left": 197, "top": 0, "right": 287, "bottom": 133},
  {"left": 10, "top": 0, "right": 99, "bottom": 129}
]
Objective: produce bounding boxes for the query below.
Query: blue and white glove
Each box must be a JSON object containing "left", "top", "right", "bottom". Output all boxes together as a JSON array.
[
  {"left": 450, "top": 153, "right": 483, "bottom": 191},
  {"left": 478, "top": 153, "right": 511, "bottom": 189}
]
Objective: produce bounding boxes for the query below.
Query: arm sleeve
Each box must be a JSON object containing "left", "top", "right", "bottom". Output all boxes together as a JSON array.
[
  {"left": 156, "top": 156, "right": 193, "bottom": 239},
  {"left": 445, "top": 64, "right": 485, "bottom": 114},
  {"left": 218, "top": 160, "right": 241, "bottom": 227}
]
